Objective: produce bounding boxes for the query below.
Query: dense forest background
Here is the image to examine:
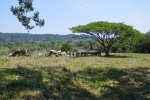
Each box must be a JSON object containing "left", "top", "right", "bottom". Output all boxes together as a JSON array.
[{"left": 0, "top": 32, "right": 149, "bottom": 55}]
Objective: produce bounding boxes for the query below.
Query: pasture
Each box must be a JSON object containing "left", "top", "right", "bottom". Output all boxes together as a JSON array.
[{"left": 0, "top": 53, "right": 150, "bottom": 100}]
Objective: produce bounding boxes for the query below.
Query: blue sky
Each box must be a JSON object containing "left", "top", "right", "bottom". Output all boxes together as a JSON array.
[{"left": 1, "top": 0, "right": 150, "bottom": 34}]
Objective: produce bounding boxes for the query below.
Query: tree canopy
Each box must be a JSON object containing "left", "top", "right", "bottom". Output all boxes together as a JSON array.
[
  {"left": 145, "top": 30, "right": 150, "bottom": 35},
  {"left": 10, "top": 0, "right": 45, "bottom": 34},
  {"left": 70, "top": 21, "right": 142, "bottom": 56},
  {"left": 136, "top": 32, "right": 150, "bottom": 53}
]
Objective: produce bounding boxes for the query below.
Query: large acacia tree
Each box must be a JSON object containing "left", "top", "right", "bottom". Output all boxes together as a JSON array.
[
  {"left": 10, "top": 0, "right": 45, "bottom": 34},
  {"left": 70, "top": 21, "right": 142, "bottom": 56}
]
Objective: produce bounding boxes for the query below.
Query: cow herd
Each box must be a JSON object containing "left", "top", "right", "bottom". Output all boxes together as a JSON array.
[{"left": 9, "top": 48, "right": 101, "bottom": 57}]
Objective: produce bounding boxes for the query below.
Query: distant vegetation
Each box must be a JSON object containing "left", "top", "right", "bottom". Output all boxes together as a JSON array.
[
  {"left": 0, "top": 32, "right": 149, "bottom": 55},
  {"left": 135, "top": 31, "right": 150, "bottom": 53},
  {"left": 0, "top": 33, "right": 94, "bottom": 55}
]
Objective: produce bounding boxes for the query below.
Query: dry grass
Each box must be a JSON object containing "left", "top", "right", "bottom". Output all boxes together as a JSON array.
[
  {"left": 0, "top": 53, "right": 149, "bottom": 69},
  {"left": 0, "top": 53, "right": 150, "bottom": 99}
]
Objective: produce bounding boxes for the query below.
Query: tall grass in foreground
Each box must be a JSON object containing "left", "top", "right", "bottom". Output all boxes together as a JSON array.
[{"left": 0, "top": 53, "right": 149, "bottom": 99}]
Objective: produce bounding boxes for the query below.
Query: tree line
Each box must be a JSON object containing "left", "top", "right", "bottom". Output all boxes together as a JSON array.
[
  {"left": 0, "top": 32, "right": 149, "bottom": 55},
  {"left": 0, "top": 33, "right": 95, "bottom": 55}
]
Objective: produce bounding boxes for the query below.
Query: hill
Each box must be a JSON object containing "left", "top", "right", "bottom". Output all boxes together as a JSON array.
[
  {"left": 0, "top": 33, "right": 97, "bottom": 55},
  {"left": 0, "top": 33, "right": 90, "bottom": 45}
]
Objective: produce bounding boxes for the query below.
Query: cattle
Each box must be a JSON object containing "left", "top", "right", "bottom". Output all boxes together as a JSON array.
[
  {"left": 45, "top": 49, "right": 101, "bottom": 57},
  {"left": 38, "top": 53, "right": 43, "bottom": 57},
  {"left": 9, "top": 53, "right": 13, "bottom": 56},
  {"left": 46, "top": 50, "right": 60, "bottom": 57},
  {"left": 68, "top": 50, "right": 101, "bottom": 57},
  {"left": 11, "top": 48, "right": 29, "bottom": 57},
  {"left": 61, "top": 52, "right": 68, "bottom": 57},
  {"left": 67, "top": 52, "right": 80, "bottom": 58},
  {"left": 68, "top": 52, "right": 76, "bottom": 58},
  {"left": 88, "top": 50, "right": 101, "bottom": 56}
]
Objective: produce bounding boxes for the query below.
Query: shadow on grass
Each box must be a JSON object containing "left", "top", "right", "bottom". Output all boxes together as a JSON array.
[
  {"left": 0, "top": 66, "right": 149, "bottom": 100},
  {"left": 44, "top": 66, "right": 97, "bottom": 100},
  {"left": 75, "top": 54, "right": 132, "bottom": 58},
  {"left": 0, "top": 66, "right": 96, "bottom": 100},
  {"left": 0, "top": 66, "right": 46, "bottom": 99},
  {"left": 76, "top": 67, "right": 150, "bottom": 100}
]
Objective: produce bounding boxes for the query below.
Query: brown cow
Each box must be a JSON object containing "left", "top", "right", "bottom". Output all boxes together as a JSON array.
[{"left": 11, "top": 48, "right": 29, "bottom": 56}]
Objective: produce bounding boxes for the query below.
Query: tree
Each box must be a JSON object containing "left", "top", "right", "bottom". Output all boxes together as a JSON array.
[
  {"left": 136, "top": 33, "right": 150, "bottom": 53},
  {"left": 145, "top": 30, "right": 150, "bottom": 35},
  {"left": 61, "top": 43, "right": 73, "bottom": 53},
  {"left": 70, "top": 21, "right": 142, "bottom": 56},
  {"left": 10, "top": 0, "right": 45, "bottom": 34}
]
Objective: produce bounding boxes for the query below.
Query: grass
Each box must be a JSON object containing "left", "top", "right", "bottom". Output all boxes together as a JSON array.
[{"left": 0, "top": 53, "right": 150, "bottom": 100}]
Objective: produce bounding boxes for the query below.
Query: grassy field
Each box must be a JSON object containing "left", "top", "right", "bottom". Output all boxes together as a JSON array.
[{"left": 0, "top": 53, "right": 150, "bottom": 100}]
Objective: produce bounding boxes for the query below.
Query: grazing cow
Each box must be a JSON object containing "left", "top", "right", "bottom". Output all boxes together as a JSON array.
[
  {"left": 11, "top": 48, "right": 29, "bottom": 57},
  {"left": 9, "top": 53, "right": 13, "bottom": 56},
  {"left": 38, "top": 53, "right": 43, "bottom": 57},
  {"left": 68, "top": 52, "right": 79, "bottom": 58},
  {"left": 61, "top": 52, "right": 67, "bottom": 57},
  {"left": 71, "top": 49, "right": 101, "bottom": 57},
  {"left": 88, "top": 50, "right": 101, "bottom": 56},
  {"left": 46, "top": 50, "right": 59, "bottom": 57}
]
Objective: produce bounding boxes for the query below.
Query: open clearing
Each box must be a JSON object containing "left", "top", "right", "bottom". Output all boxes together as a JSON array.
[{"left": 0, "top": 53, "right": 150, "bottom": 100}]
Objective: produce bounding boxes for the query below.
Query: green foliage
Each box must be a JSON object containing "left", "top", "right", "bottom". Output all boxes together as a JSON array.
[
  {"left": 61, "top": 43, "right": 73, "bottom": 52},
  {"left": 135, "top": 33, "right": 150, "bottom": 53},
  {"left": 145, "top": 30, "right": 150, "bottom": 35},
  {"left": 74, "top": 39, "right": 100, "bottom": 50},
  {"left": 10, "top": 0, "right": 45, "bottom": 33},
  {"left": 70, "top": 21, "right": 142, "bottom": 56},
  {"left": 0, "top": 47, "right": 10, "bottom": 55},
  {"left": 0, "top": 32, "right": 147, "bottom": 55},
  {"left": 0, "top": 33, "right": 95, "bottom": 55}
]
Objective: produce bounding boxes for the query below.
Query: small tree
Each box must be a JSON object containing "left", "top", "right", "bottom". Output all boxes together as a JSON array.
[
  {"left": 10, "top": 0, "right": 45, "bottom": 34},
  {"left": 70, "top": 21, "right": 142, "bottom": 56},
  {"left": 61, "top": 43, "right": 73, "bottom": 53}
]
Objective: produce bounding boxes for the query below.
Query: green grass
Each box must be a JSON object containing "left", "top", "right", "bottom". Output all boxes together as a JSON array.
[{"left": 0, "top": 53, "right": 150, "bottom": 100}]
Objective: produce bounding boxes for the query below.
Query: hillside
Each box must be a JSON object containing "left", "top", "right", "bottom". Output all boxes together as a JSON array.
[
  {"left": 0, "top": 33, "right": 90, "bottom": 45},
  {"left": 0, "top": 33, "right": 97, "bottom": 55}
]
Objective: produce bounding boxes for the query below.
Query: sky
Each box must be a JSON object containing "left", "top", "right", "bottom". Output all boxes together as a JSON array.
[{"left": 1, "top": 0, "right": 150, "bottom": 34}]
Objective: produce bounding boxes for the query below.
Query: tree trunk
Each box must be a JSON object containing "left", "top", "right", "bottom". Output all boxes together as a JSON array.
[
  {"left": 27, "top": 29, "right": 30, "bottom": 34},
  {"left": 101, "top": 43, "right": 112, "bottom": 57},
  {"left": 104, "top": 46, "right": 111, "bottom": 57},
  {"left": 105, "top": 49, "right": 110, "bottom": 56}
]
